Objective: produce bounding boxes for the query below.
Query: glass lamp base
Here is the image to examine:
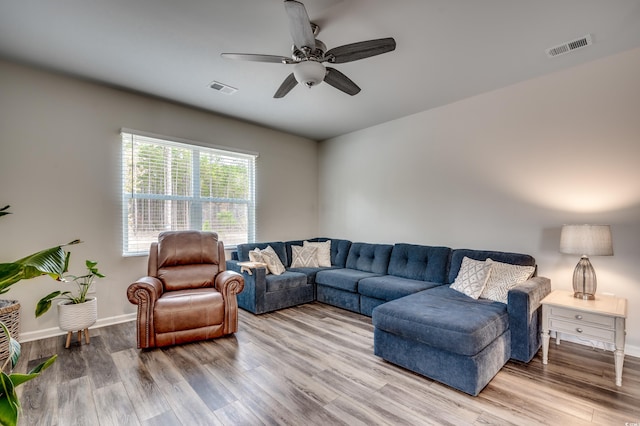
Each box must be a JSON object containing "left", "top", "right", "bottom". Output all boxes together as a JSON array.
[
  {"left": 573, "top": 291, "right": 595, "bottom": 300},
  {"left": 572, "top": 256, "right": 597, "bottom": 300}
]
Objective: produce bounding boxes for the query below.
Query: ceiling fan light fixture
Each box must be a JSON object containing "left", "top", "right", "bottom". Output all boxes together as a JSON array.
[{"left": 293, "top": 60, "right": 326, "bottom": 88}]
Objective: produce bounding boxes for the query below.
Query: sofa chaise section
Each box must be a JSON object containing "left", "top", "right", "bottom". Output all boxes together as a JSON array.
[{"left": 372, "top": 248, "right": 551, "bottom": 396}]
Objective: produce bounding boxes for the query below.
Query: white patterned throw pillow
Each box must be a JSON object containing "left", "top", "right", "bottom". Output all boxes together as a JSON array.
[
  {"left": 480, "top": 258, "right": 535, "bottom": 303},
  {"left": 290, "top": 245, "right": 319, "bottom": 268},
  {"left": 450, "top": 256, "right": 493, "bottom": 299},
  {"left": 303, "top": 240, "right": 332, "bottom": 267},
  {"left": 259, "top": 245, "right": 286, "bottom": 275},
  {"left": 248, "top": 248, "right": 270, "bottom": 274}
]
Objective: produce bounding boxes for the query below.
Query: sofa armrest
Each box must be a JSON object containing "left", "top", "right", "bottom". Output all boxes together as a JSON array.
[
  {"left": 215, "top": 270, "right": 245, "bottom": 334},
  {"left": 507, "top": 276, "right": 552, "bottom": 362},
  {"left": 226, "top": 259, "right": 268, "bottom": 314},
  {"left": 126, "top": 276, "right": 164, "bottom": 349}
]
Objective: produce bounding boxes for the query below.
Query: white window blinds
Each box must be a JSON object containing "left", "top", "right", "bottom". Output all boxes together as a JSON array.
[{"left": 121, "top": 130, "right": 256, "bottom": 256}]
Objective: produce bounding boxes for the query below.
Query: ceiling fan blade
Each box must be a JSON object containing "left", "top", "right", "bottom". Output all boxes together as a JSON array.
[
  {"left": 274, "top": 73, "right": 298, "bottom": 98},
  {"left": 284, "top": 0, "right": 316, "bottom": 49},
  {"left": 221, "top": 53, "right": 295, "bottom": 64},
  {"left": 325, "top": 37, "right": 396, "bottom": 64},
  {"left": 324, "top": 67, "right": 361, "bottom": 96}
]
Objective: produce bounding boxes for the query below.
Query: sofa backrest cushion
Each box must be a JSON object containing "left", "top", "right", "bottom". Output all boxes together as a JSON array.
[
  {"left": 236, "top": 242, "right": 288, "bottom": 266},
  {"left": 388, "top": 244, "right": 451, "bottom": 283},
  {"left": 346, "top": 243, "right": 393, "bottom": 274},
  {"left": 285, "top": 238, "right": 352, "bottom": 268},
  {"left": 447, "top": 249, "right": 536, "bottom": 284}
]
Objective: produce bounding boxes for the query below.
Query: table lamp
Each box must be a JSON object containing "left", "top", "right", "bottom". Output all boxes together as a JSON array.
[{"left": 559, "top": 224, "right": 613, "bottom": 300}]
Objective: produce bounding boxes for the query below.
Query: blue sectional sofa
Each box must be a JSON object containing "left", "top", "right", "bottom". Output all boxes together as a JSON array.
[{"left": 227, "top": 238, "right": 551, "bottom": 396}]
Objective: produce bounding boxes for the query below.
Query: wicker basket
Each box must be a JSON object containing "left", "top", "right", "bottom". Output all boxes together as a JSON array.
[{"left": 0, "top": 300, "right": 20, "bottom": 366}]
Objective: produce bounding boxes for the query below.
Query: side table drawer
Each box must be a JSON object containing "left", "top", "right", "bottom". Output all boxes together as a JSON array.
[
  {"left": 549, "top": 306, "right": 615, "bottom": 327},
  {"left": 549, "top": 318, "right": 616, "bottom": 342}
]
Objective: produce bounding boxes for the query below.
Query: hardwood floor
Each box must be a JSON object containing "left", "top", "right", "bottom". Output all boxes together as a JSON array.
[{"left": 15, "top": 302, "right": 640, "bottom": 425}]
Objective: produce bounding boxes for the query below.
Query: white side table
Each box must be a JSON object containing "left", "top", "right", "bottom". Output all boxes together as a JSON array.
[{"left": 541, "top": 290, "right": 627, "bottom": 386}]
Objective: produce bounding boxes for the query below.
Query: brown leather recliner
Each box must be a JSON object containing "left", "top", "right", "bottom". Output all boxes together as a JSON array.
[{"left": 127, "top": 230, "right": 244, "bottom": 349}]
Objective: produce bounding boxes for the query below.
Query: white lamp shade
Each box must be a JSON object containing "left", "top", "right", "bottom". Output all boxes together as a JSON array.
[
  {"left": 293, "top": 61, "right": 326, "bottom": 88},
  {"left": 559, "top": 224, "right": 613, "bottom": 256}
]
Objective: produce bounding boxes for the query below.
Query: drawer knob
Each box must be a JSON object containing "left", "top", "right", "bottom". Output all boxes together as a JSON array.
[
  {"left": 575, "top": 314, "right": 583, "bottom": 320},
  {"left": 576, "top": 328, "right": 583, "bottom": 333}
]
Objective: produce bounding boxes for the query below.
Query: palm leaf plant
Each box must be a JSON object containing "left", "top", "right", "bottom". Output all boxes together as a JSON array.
[
  {"left": 0, "top": 206, "right": 80, "bottom": 294},
  {"left": 0, "top": 321, "right": 56, "bottom": 426}
]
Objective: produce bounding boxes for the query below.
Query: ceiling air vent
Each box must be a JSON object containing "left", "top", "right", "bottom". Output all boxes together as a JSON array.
[
  {"left": 209, "top": 81, "right": 237, "bottom": 95},
  {"left": 546, "top": 34, "right": 593, "bottom": 58}
]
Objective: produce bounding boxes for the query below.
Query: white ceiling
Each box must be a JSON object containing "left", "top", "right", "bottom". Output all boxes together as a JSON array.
[{"left": 1, "top": 0, "right": 640, "bottom": 141}]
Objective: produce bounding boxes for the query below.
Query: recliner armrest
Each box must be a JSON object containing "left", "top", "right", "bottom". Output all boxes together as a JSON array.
[
  {"left": 126, "top": 276, "right": 164, "bottom": 349},
  {"left": 215, "top": 270, "right": 245, "bottom": 296},
  {"left": 215, "top": 270, "right": 245, "bottom": 334},
  {"left": 127, "top": 276, "right": 164, "bottom": 304}
]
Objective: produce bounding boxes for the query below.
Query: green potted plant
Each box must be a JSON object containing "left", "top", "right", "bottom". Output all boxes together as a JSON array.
[
  {"left": 0, "top": 321, "right": 56, "bottom": 426},
  {"left": 35, "top": 259, "right": 105, "bottom": 348},
  {"left": 0, "top": 205, "right": 77, "bottom": 360}
]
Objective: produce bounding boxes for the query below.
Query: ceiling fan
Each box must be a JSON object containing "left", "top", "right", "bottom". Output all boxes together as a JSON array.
[{"left": 221, "top": 0, "right": 396, "bottom": 98}]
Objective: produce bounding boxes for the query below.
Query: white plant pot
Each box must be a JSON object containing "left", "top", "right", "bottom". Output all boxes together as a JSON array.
[{"left": 57, "top": 297, "right": 97, "bottom": 331}]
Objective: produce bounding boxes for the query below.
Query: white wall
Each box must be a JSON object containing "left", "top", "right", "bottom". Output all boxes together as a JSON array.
[
  {"left": 0, "top": 60, "right": 318, "bottom": 338},
  {"left": 319, "top": 48, "right": 640, "bottom": 355}
]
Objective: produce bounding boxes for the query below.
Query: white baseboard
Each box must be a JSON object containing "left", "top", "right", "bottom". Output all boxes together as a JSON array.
[{"left": 19, "top": 313, "right": 136, "bottom": 343}]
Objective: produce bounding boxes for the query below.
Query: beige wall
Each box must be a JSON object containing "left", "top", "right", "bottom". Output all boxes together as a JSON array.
[
  {"left": 319, "top": 48, "right": 640, "bottom": 355},
  {"left": 0, "top": 60, "right": 318, "bottom": 338}
]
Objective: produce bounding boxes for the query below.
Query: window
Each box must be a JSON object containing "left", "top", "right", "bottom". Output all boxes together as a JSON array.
[{"left": 121, "top": 130, "right": 256, "bottom": 256}]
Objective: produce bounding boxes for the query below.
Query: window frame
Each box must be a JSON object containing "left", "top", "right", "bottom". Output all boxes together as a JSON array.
[{"left": 120, "top": 129, "right": 257, "bottom": 256}]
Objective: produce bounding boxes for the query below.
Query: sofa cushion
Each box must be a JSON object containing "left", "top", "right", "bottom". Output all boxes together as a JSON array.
[
  {"left": 315, "top": 268, "right": 382, "bottom": 293},
  {"left": 372, "top": 286, "right": 509, "bottom": 357},
  {"left": 480, "top": 259, "right": 535, "bottom": 303},
  {"left": 285, "top": 238, "right": 352, "bottom": 268},
  {"left": 345, "top": 243, "right": 393, "bottom": 274},
  {"left": 290, "top": 245, "right": 319, "bottom": 268},
  {"left": 303, "top": 240, "right": 331, "bottom": 267},
  {"left": 265, "top": 271, "right": 308, "bottom": 293},
  {"left": 388, "top": 244, "right": 451, "bottom": 283},
  {"left": 287, "top": 266, "right": 332, "bottom": 284},
  {"left": 447, "top": 249, "right": 535, "bottom": 284},
  {"left": 358, "top": 275, "right": 442, "bottom": 302},
  {"left": 450, "top": 256, "right": 492, "bottom": 299},
  {"left": 258, "top": 246, "right": 285, "bottom": 275}
]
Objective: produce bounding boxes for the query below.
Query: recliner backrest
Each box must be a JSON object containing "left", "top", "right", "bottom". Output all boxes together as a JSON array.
[{"left": 151, "top": 230, "right": 224, "bottom": 291}]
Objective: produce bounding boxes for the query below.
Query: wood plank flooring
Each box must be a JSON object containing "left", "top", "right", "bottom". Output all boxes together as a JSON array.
[{"left": 15, "top": 302, "right": 640, "bottom": 425}]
